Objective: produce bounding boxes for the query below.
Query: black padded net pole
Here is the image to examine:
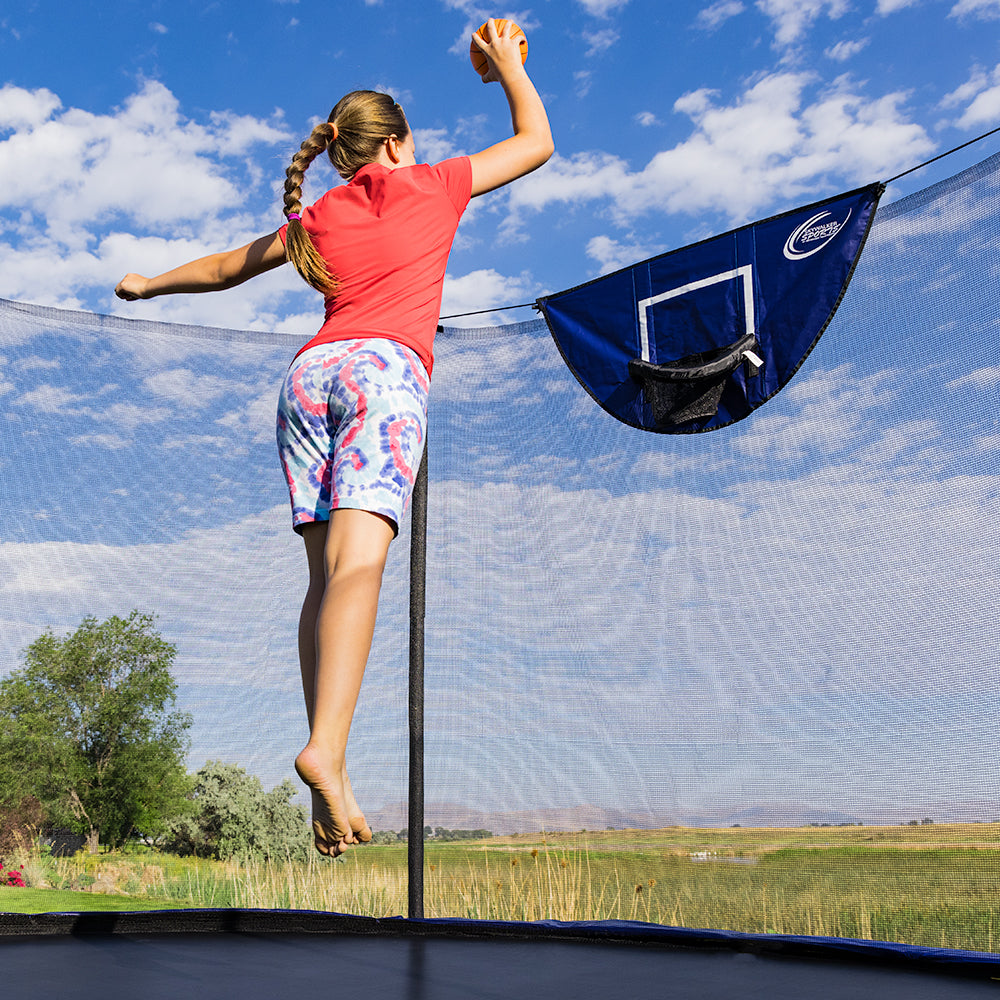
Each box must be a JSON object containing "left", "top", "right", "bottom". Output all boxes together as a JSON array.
[{"left": 407, "top": 441, "right": 428, "bottom": 919}]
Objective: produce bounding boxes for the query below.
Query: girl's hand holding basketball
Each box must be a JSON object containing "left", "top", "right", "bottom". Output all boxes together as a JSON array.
[{"left": 470, "top": 18, "right": 528, "bottom": 84}]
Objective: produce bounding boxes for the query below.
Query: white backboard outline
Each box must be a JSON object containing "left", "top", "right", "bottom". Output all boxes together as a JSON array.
[{"left": 637, "top": 266, "right": 755, "bottom": 362}]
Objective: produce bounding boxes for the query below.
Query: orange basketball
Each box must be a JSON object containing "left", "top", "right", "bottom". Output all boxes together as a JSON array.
[{"left": 470, "top": 19, "right": 528, "bottom": 77}]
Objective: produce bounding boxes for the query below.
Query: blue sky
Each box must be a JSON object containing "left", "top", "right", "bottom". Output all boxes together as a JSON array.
[
  {"left": 2, "top": 0, "right": 1000, "bottom": 327},
  {"left": 1, "top": 0, "right": 1000, "bottom": 830}
]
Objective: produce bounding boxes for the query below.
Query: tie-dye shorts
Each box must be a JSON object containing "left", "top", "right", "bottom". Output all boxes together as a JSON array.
[{"left": 276, "top": 339, "right": 429, "bottom": 535}]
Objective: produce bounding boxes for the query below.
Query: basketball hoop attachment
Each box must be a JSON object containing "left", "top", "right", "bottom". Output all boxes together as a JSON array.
[{"left": 628, "top": 333, "right": 761, "bottom": 426}]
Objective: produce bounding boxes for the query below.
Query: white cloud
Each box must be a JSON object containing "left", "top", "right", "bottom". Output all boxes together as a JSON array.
[
  {"left": 0, "top": 506, "right": 306, "bottom": 720},
  {"left": 0, "top": 84, "right": 61, "bottom": 130},
  {"left": 957, "top": 86, "right": 1000, "bottom": 127},
  {"left": 69, "top": 432, "right": 131, "bottom": 450},
  {"left": 432, "top": 325, "right": 563, "bottom": 403},
  {"left": 162, "top": 433, "right": 232, "bottom": 451},
  {"left": 215, "top": 381, "right": 283, "bottom": 445},
  {"left": 943, "top": 64, "right": 1000, "bottom": 128},
  {"left": 825, "top": 38, "right": 870, "bottom": 61},
  {"left": 755, "top": 0, "right": 850, "bottom": 46},
  {"left": 149, "top": 22, "right": 168, "bottom": 34},
  {"left": 142, "top": 368, "right": 248, "bottom": 409},
  {"left": 423, "top": 434, "right": 1000, "bottom": 732},
  {"left": 876, "top": 0, "right": 919, "bottom": 11},
  {"left": 950, "top": 0, "right": 1000, "bottom": 16},
  {"left": 506, "top": 150, "right": 630, "bottom": 212},
  {"left": 0, "top": 82, "right": 289, "bottom": 251},
  {"left": 585, "top": 27, "right": 620, "bottom": 55},
  {"left": 576, "top": 0, "right": 630, "bottom": 14},
  {"left": 0, "top": 230, "right": 312, "bottom": 332},
  {"left": 634, "top": 111, "right": 661, "bottom": 127},
  {"left": 696, "top": 1, "right": 746, "bottom": 29},
  {"left": 105, "top": 401, "right": 176, "bottom": 433},
  {"left": 586, "top": 234, "right": 665, "bottom": 274},
  {"left": 18, "top": 384, "right": 83, "bottom": 411},
  {"left": 414, "top": 127, "right": 460, "bottom": 164},
  {"left": 948, "top": 365, "right": 1000, "bottom": 389},
  {"left": 633, "top": 449, "right": 734, "bottom": 479},
  {"left": 507, "top": 73, "right": 932, "bottom": 225},
  {"left": 13, "top": 383, "right": 175, "bottom": 441},
  {"left": 734, "top": 365, "right": 898, "bottom": 463},
  {"left": 17, "top": 356, "right": 61, "bottom": 371},
  {"left": 939, "top": 65, "right": 991, "bottom": 108},
  {"left": 440, "top": 268, "right": 537, "bottom": 326}
]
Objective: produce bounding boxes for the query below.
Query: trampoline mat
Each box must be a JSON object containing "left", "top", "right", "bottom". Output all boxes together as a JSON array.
[{"left": 4, "top": 932, "right": 999, "bottom": 1000}]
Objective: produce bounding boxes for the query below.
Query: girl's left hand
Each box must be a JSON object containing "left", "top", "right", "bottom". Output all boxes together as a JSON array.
[
  {"left": 115, "top": 274, "right": 150, "bottom": 300},
  {"left": 473, "top": 19, "right": 527, "bottom": 85}
]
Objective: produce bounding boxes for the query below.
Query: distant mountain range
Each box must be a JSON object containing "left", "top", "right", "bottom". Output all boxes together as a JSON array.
[{"left": 365, "top": 800, "right": 1000, "bottom": 834}]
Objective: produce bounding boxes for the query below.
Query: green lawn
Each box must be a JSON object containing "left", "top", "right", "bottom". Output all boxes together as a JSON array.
[{"left": 0, "top": 887, "right": 197, "bottom": 913}]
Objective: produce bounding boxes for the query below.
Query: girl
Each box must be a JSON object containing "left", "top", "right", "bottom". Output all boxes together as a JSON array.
[{"left": 115, "top": 21, "right": 553, "bottom": 857}]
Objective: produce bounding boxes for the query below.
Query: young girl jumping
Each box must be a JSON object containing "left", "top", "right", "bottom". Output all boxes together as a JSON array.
[{"left": 115, "top": 21, "right": 553, "bottom": 857}]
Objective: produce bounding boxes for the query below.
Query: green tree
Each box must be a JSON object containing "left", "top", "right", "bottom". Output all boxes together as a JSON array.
[
  {"left": 0, "top": 611, "right": 192, "bottom": 851},
  {"left": 165, "top": 761, "right": 312, "bottom": 861}
]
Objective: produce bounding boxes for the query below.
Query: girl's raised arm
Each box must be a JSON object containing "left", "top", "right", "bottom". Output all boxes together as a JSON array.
[
  {"left": 115, "top": 232, "right": 287, "bottom": 301},
  {"left": 468, "top": 19, "right": 554, "bottom": 197}
]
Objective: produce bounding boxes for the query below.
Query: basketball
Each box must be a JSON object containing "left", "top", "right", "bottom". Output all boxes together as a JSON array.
[{"left": 470, "top": 19, "right": 528, "bottom": 77}]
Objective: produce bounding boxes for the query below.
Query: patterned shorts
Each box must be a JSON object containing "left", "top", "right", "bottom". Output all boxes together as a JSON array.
[{"left": 276, "top": 339, "right": 429, "bottom": 535}]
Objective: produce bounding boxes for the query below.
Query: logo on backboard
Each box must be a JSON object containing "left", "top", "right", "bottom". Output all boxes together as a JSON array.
[{"left": 783, "top": 209, "right": 852, "bottom": 261}]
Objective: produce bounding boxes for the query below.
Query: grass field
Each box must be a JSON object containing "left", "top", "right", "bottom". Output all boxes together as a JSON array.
[{"left": 3, "top": 823, "right": 998, "bottom": 953}]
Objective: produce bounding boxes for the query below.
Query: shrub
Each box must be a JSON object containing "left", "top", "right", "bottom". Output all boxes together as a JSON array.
[
  {"left": 164, "top": 761, "right": 312, "bottom": 861},
  {"left": 0, "top": 796, "right": 44, "bottom": 856}
]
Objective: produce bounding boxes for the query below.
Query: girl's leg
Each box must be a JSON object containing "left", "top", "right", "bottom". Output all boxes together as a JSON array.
[
  {"left": 296, "top": 509, "right": 395, "bottom": 855},
  {"left": 298, "top": 523, "right": 364, "bottom": 853},
  {"left": 297, "top": 532, "right": 374, "bottom": 851}
]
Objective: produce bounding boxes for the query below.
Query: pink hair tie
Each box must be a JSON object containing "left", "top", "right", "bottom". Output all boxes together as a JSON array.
[{"left": 287, "top": 213, "right": 302, "bottom": 222}]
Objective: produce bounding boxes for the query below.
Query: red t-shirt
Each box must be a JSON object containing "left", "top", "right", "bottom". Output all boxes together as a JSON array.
[{"left": 279, "top": 156, "right": 473, "bottom": 376}]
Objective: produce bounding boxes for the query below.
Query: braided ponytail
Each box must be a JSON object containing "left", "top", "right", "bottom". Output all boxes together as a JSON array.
[
  {"left": 282, "top": 92, "right": 410, "bottom": 296},
  {"left": 283, "top": 121, "right": 336, "bottom": 294}
]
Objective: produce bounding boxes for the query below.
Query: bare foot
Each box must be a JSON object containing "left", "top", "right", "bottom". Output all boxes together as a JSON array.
[
  {"left": 295, "top": 744, "right": 355, "bottom": 856},
  {"left": 342, "top": 768, "right": 373, "bottom": 843}
]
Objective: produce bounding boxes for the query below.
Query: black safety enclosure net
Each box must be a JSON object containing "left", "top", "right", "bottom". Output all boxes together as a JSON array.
[{"left": 1, "top": 155, "right": 999, "bottom": 996}]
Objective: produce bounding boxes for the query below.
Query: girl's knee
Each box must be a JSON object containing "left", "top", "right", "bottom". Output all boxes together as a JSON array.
[{"left": 323, "top": 508, "right": 395, "bottom": 579}]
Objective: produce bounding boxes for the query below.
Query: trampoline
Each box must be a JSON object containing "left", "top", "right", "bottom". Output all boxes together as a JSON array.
[
  {"left": 3, "top": 912, "right": 1000, "bottom": 998},
  {"left": 2, "top": 155, "right": 1000, "bottom": 996}
]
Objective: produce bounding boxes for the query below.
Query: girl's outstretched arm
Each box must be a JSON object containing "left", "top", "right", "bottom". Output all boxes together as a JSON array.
[
  {"left": 468, "top": 19, "right": 554, "bottom": 197},
  {"left": 115, "top": 232, "right": 287, "bottom": 301}
]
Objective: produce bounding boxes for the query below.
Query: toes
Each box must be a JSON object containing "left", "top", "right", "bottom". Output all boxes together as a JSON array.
[
  {"left": 312, "top": 816, "right": 358, "bottom": 857},
  {"left": 312, "top": 823, "right": 332, "bottom": 856}
]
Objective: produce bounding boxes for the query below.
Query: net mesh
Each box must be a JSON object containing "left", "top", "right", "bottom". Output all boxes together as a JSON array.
[{"left": 1, "top": 154, "right": 999, "bottom": 947}]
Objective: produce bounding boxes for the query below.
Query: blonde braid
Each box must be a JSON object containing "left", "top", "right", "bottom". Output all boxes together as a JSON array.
[{"left": 283, "top": 121, "right": 336, "bottom": 294}]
